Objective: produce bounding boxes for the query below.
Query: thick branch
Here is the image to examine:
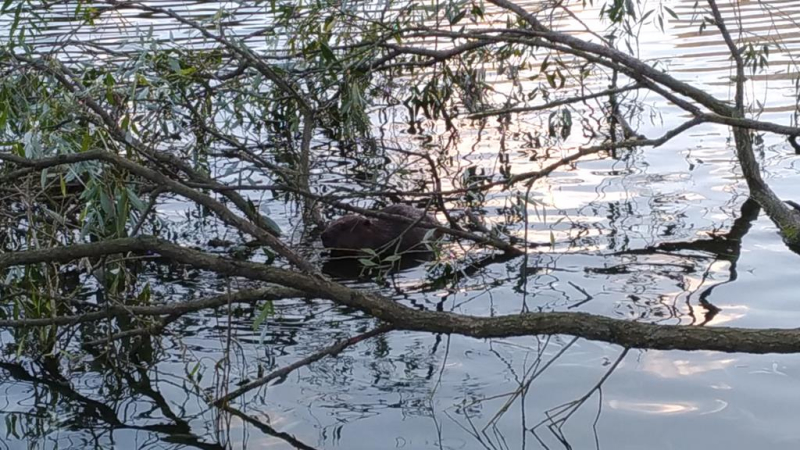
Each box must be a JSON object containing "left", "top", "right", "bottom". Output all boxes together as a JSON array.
[
  {"left": 6, "top": 236, "right": 800, "bottom": 354},
  {"left": 485, "top": 0, "right": 734, "bottom": 115},
  {"left": 702, "top": 1, "right": 800, "bottom": 243}
]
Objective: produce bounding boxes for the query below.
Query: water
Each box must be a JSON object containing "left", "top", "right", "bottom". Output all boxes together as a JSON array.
[{"left": 1, "top": 0, "right": 799, "bottom": 449}]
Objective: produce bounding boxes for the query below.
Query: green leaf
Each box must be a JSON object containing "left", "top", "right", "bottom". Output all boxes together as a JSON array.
[
  {"left": 560, "top": 108, "right": 572, "bottom": 139},
  {"left": 471, "top": 4, "right": 484, "bottom": 19},
  {"left": 320, "top": 42, "right": 337, "bottom": 65},
  {"left": 99, "top": 190, "right": 114, "bottom": 217},
  {"left": 540, "top": 55, "right": 550, "bottom": 73},
  {"left": 260, "top": 214, "right": 282, "bottom": 236},
  {"left": 323, "top": 15, "right": 336, "bottom": 33},
  {"left": 423, "top": 228, "right": 438, "bottom": 241},
  {"left": 188, "top": 361, "right": 202, "bottom": 381},
  {"left": 448, "top": 9, "right": 466, "bottom": 25},
  {"left": 138, "top": 283, "right": 151, "bottom": 303},
  {"left": 252, "top": 300, "right": 274, "bottom": 331},
  {"left": 261, "top": 247, "right": 276, "bottom": 265},
  {"left": 42, "top": 207, "right": 67, "bottom": 226},
  {"left": 546, "top": 72, "right": 557, "bottom": 89},
  {"left": 126, "top": 187, "right": 146, "bottom": 212},
  {"left": 9, "top": 4, "right": 22, "bottom": 38},
  {"left": 358, "top": 258, "right": 378, "bottom": 267},
  {"left": 81, "top": 130, "right": 91, "bottom": 152},
  {"left": 115, "top": 188, "right": 129, "bottom": 236},
  {"left": 168, "top": 57, "right": 182, "bottom": 73}
]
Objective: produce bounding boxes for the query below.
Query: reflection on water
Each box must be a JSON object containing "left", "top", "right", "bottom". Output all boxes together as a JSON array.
[
  {"left": 640, "top": 352, "right": 737, "bottom": 378},
  {"left": 1, "top": 0, "right": 800, "bottom": 449},
  {"left": 607, "top": 400, "right": 703, "bottom": 415}
]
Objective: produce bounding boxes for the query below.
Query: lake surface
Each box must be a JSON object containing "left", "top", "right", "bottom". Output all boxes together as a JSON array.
[{"left": 1, "top": 0, "right": 799, "bottom": 449}]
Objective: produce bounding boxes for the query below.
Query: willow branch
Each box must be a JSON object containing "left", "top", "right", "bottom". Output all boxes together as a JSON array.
[
  {"left": 706, "top": 0, "right": 745, "bottom": 112},
  {"left": 0, "top": 146, "right": 318, "bottom": 273},
  {"left": 6, "top": 236, "right": 800, "bottom": 354},
  {"left": 9, "top": 53, "right": 285, "bottom": 239},
  {"left": 467, "top": 84, "right": 642, "bottom": 119},
  {"left": 0, "top": 287, "right": 304, "bottom": 328}
]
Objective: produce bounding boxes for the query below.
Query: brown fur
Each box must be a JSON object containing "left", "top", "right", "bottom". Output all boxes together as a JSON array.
[{"left": 321, "top": 205, "right": 441, "bottom": 253}]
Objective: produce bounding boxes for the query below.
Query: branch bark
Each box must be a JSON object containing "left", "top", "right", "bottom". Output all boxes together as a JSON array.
[{"left": 6, "top": 236, "right": 800, "bottom": 354}]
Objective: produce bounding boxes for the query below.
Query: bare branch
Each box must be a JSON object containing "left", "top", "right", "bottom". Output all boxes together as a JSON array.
[
  {"left": 214, "top": 324, "right": 394, "bottom": 405},
  {"left": 467, "top": 84, "right": 642, "bottom": 120},
  {"left": 6, "top": 236, "right": 800, "bottom": 354}
]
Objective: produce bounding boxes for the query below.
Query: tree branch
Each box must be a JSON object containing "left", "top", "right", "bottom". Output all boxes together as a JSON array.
[
  {"left": 214, "top": 324, "right": 394, "bottom": 405},
  {"left": 6, "top": 236, "right": 800, "bottom": 354}
]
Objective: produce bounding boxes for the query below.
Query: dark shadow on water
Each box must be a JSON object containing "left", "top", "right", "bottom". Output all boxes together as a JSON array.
[{"left": 321, "top": 251, "right": 436, "bottom": 280}]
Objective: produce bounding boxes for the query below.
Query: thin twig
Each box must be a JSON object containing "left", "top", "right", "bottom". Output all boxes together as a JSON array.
[{"left": 214, "top": 324, "right": 394, "bottom": 405}]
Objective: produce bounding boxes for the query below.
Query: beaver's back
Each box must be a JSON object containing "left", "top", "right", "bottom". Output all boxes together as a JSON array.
[{"left": 321, "top": 205, "right": 440, "bottom": 254}]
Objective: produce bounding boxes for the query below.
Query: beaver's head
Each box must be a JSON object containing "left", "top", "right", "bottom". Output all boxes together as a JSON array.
[{"left": 321, "top": 214, "right": 376, "bottom": 251}]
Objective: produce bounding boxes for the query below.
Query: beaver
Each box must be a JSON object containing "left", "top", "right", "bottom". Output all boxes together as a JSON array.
[{"left": 321, "top": 204, "right": 441, "bottom": 254}]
